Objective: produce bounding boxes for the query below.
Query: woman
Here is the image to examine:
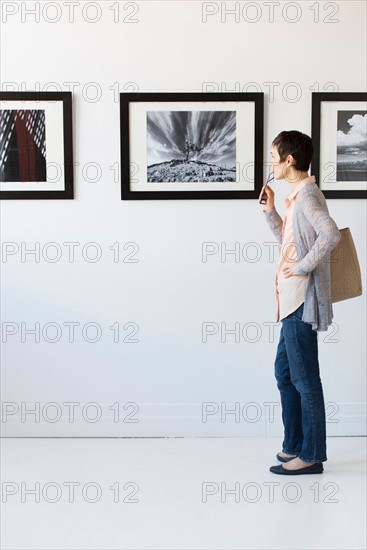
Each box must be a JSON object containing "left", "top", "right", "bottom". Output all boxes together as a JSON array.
[{"left": 259, "top": 130, "right": 341, "bottom": 475}]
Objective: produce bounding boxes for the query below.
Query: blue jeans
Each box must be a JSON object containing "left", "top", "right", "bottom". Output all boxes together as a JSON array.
[{"left": 274, "top": 302, "right": 327, "bottom": 463}]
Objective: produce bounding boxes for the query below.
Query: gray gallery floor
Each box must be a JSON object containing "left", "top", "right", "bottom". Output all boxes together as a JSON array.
[{"left": 1, "top": 436, "right": 366, "bottom": 549}]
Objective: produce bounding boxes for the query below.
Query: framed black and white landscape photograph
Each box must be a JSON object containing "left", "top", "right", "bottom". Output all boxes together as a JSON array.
[
  {"left": 0, "top": 91, "right": 73, "bottom": 199},
  {"left": 312, "top": 92, "right": 367, "bottom": 199},
  {"left": 120, "top": 92, "right": 264, "bottom": 200}
]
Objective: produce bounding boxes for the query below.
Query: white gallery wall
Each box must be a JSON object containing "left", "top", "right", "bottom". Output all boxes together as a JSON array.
[{"left": 0, "top": 0, "right": 366, "bottom": 436}]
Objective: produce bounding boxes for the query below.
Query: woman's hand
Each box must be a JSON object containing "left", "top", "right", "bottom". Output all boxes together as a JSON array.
[
  {"left": 282, "top": 261, "right": 298, "bottom": 278},
  {"left": 259, "top": 183, "right": 275, "bottom": 212}
]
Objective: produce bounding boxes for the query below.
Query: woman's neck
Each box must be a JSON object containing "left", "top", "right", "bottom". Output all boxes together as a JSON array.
[{"left": 286, "top": 171, "right": 310, "bottom": 190}]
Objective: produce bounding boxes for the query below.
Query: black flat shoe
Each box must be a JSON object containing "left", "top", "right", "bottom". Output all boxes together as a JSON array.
[
  {"left": 270, "top": 462, "right": 324, "bottom": 475},
  {"left": 276, "top": 452, "right": 298, "bottom": 463}
]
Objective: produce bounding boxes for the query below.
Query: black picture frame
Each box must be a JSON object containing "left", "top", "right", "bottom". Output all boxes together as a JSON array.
[
  {"left": 311, "top": 92, "right": 367, "bottom": 199},
  {"left": 0, "top": 91, "right": 74, "bottom": 200},
  {"left": 120, "top": 92, "right": 264, "bottom": 200}
]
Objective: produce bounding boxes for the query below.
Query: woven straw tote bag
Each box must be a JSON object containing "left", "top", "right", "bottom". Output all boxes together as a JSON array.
[{"left": 330, "top": 227, "right": 363, "bottom": 303}]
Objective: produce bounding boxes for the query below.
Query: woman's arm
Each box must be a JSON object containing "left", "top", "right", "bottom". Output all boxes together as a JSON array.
[
  {"left": 293, "top": 192, "right": 341, "bottom": 275},
  {"left": 263, "top": 206, "right": 283, "bottom": 244}
]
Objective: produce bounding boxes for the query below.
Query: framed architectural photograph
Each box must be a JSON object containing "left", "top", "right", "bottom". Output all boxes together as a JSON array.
[
  {"left": 311, "top": 92, "right": 367, "bottom": 199},
  {"left": 120, "top": 92, "right": 264, "bottom": 200},
  {"left": 0, "top": 91, "right": 73, "bottom": 199}
]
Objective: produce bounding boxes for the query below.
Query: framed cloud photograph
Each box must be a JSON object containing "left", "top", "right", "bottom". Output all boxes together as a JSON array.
[
  {"left": 120, "top": 92, "right": 264, "bottom": 200},
  {"left": 311, "top": 92, "right": 367, "bottom": 199},
  {"left": 0, "top": 91, "right": 74, "bottom": 199}
]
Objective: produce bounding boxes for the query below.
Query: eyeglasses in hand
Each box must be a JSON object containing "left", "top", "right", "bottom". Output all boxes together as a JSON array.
[{"left": 259, "top": 171, "right": 275, "bottom": 204}]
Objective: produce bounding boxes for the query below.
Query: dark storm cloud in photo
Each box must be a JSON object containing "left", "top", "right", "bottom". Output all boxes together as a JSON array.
[
  {"left": 336, "top": 111, "right": 367, "bottom": 182},
  {"left": 146, "top": 110, "right": 237, "bottom": 183}
]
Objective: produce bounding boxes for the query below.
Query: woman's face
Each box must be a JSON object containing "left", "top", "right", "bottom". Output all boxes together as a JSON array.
[{"left": 270, "top": 144, "right": 285, "bottom": 180}]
